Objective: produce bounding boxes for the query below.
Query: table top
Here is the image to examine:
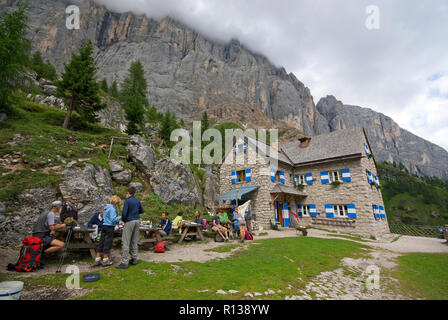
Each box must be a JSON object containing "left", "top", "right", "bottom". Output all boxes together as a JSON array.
[
  {"left": 56, "top": 226, "right": 96, "bottom": 233},
  {"left": 139, "top": 226, "right": 162, "bottom": 231},
  {"left": 185, "top": 223, "right": 202, "bottom": 228}
]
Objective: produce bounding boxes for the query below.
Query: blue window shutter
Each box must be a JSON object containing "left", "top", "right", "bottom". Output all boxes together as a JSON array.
[
  {"left": 280, "top": 171, "right": 285, "bottom": 184},
  {"left": 234, "top": 144, "right": 238, "bottom": 156},
  {"left": 245, "top": 168, "right": 252, "bottom": 182},
  {"left": 325, "top": 204, "right": 334, "bottom": 218},
  {"left": 282, "top": 202, "right": 290, "bottom": 227},
  {"left": 321, "top": 171, "right": 330, "bottom": 184},
  {"left": 271, "top": 168, "right": 276, "bottom": 182},
  {"left": 342, "top": 169, "right": 352, "bottom": 182},
  {"left": 306, "top": 173, "right": 313, "bottom": 185},
  {"left": 298, "top": 205, "right": 303, "bottom": 217},
  {"left": 347, "top": 204, "right": 357, "bottom": 219},
  {"left": 231, "top": 171, "right": 237, "bottom": 184},
  {"left": 244, "top": 142, "right": 247, "bottom": 153},
  {"left": 380, "top": 206, "right": 386, "bottom": 219},
  {"left": 365, "top": 143, "right": 371, "bottom": 157},
  {"left": 309, "top": 204, "right": 317, "bottom": 217}
]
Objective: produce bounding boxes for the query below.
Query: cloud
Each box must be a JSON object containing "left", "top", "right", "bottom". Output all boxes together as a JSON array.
[{"left": 95, "top": 0, "right": 448, "bottom": 150}]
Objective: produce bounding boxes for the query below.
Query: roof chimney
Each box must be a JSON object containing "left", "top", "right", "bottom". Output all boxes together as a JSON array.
[{"left": 299, "top": 137, "right": 311, "bottom": 148}]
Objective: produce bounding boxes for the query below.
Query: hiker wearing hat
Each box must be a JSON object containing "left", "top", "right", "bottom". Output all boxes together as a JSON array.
[
  {"left": 60, "top": 196, "right": 79, "bottom": 224},
  {"left": 32, "top": 201, "right": 66, "bottom": 255}
]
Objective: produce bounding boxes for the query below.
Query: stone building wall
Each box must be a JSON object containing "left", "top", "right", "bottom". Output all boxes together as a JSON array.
[{"left": 218, "top": 139, "right": 390, "bottom": 239}]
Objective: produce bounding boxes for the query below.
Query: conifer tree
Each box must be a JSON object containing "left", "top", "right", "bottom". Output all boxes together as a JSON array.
[
  {"left": 109, "top": 80, "right": 119, "bottom": 98},
  {"left": 57, "top": 39, "right": 105, "bottom": 129},
  {"left": 0, "top": 3, "right": 31, "bottom": 113},
  {"left": 120, "top": 60, "right": 148, "bottom": 135},
  {"left": 100, "top": 78, "right": 108, "bottom": 92}
]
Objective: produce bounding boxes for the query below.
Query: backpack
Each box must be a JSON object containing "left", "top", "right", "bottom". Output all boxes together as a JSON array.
[
  {"left": 14, "top": 236, "right": 43, "bottom": 272},
  {"left": 245, "top": 230, "right": 253, "bottom": 241},
  {"left": 154, "top": 241, "right": 166, "bottom": 253}
]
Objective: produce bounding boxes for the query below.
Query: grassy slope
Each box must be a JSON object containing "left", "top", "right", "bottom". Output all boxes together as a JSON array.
[
  {"left": 0, "top": 237, "right": 366, "bottom": 300},
  {"left": 377, "top": 162, "right": 448, "bottom": 226},
  {"left": 0, "top": 95, "right": 205, "bottom": 221}
]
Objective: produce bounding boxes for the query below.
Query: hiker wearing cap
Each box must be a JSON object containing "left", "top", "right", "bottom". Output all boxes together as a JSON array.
[
  {"left": 32, "top": 201, "right": 66, "bottom": 254},
  {"left": 60, "top": 196, "right": 78, "bottom": 224},
  {"left": 116, "top": 187, "right": 144, "bottom": 269},
  {"left": 94, "top": 196, "right": 122, "bottom": 267}
]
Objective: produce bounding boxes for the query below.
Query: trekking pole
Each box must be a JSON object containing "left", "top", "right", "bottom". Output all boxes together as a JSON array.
[{"left": 56, "top": 226, "right": 73, "bottom": 274}]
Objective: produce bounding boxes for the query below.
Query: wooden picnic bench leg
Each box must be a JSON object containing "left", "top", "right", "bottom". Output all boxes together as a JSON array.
[
  {"left": 83, "top": 232, "right": 97, "bottom": 259},
  {"left": 178, "top": 226, "right": 189, "bottom": 244},
  {"left": 197, "top": 226, "right": 205, "bottom": 241}
]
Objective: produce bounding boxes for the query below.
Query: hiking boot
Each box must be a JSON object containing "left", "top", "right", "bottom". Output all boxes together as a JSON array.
[
  {"left": 93, "top": 260, "right": 102, "bottom": 267},
  {"left": 115, "top": 263, "right": 128, "bottom": 269},
  {"left": 101, "top": 260, "right": 113, "bottom": 267},
  {"left": 129, "top": 259, "right": 138, "bottom": 266}
]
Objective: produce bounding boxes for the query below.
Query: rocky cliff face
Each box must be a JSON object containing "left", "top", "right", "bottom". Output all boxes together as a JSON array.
[
  {"left": 0, "top": 0, "right": 327, "bottom": 135},
  {"left": 317, "top": 96, "right": 448, "bottom": 179},
  {"left": 1, "top": 0, "right": 447, "bottom": 179}
]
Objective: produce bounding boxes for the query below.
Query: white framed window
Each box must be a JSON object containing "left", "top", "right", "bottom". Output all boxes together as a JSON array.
[
  {"left": 334, "top": 205, "right": 348, "bottom": 217},
  {"left": 329, "top": 171, "right": 341, "bottom": 183},
  {"left": 303, "top": 205, "right": 310, "bottom": 216},
  {"left": 296, "top": 175, "right": 306, "bottom": 185}
]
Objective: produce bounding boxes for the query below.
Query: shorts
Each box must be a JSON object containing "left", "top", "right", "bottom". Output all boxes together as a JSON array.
[
  {"left": 212, "top": 226, "right": 219, "bottom": 232},
  {"left": 238, "top": 219, "right": 247, "bottom": 226},
  {"left": 158, "top": 230, "right": 168, "bottom": 237},
  {"left": 97, "top": 226, "right": 115, "bottom": 254},
  {"left": 33, "top": 233, "right": 54, "bottom": 246}
]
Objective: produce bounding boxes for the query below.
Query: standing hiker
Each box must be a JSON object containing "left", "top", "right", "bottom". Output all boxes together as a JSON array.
[
  {"left": 33, "top": 201, "right": 66, "bottom": 255},
  {"left": 116, "top": 187, "right": 143, "bottom": 269},
  {"left": 93, "top": 196, "right": 122, "bottom": 267},
  {"left": 245, "top": 203, "right": 253, "bottom": 233},
  {"left": 60, "top": 196, "right": 78, "bottom": 224}
]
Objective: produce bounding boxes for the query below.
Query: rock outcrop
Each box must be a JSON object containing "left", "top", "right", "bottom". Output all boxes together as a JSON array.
[
  {"left": 59, "top": 162, "right": 114, "bottom": 223},
  {"left": 150, "top": 158, "right": 202, "bottom": 206},
  {"left": 317, "top": 96, "right": 448, "bottom": 179},
  {"left": 126, "top": 135, "right": 157, "bottom": 177},
  {"left": 0, "top": 187, "right": 57, "bottom": 247},
  {"left": 202, "top": 166, "right": 220, "bottom": 210}
]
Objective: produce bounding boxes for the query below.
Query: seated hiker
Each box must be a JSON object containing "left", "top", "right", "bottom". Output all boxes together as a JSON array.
[
  {"left": 212, "top": 211, "right": 229, "bottom": 242},
  {"left": 33, "top": 201, "right": 66, "bottom": 255},
  {"left": 93, "top": 196, "right": 122, "bottom": 267},
  {"left": 172, "top": 212, "right": 187, "bottom": 234},
  {"left": 155, "top": 212, "right": 172, "bottom": 238},
  {"left": 88, "top": 207, "right": 104, "bottom": 241},
  {"left": 193, "top": 211, "right": 207, "bottom": 230},
  {"left": 60, "top": 196, "right": 79, "bottom": 224}
]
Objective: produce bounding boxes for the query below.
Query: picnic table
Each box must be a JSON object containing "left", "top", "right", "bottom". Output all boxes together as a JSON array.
[
  {"left": 178, "top": 223, "right": 205, "bottom": 244},
  {"left": 138, "top": 226, "right": 162, "bottom": 247},
  {"left": 55, "top": 226, "right": 97, "bottom": 259}
]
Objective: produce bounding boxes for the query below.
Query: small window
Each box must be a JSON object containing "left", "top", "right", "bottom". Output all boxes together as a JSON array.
[
  {"left": 334, "top": 205, "right": 348, "bottom": 217},
  {"left": 297, "top": 175, "right": 306, "bottom": 185},
  {"left": 303, "top": 205, "right": 310, "bottom": 216},
  {"left": 330, "top": 171, "right": 341, "bottom": 183},
  {"left": 237, "top": 170, "right": 246, "bottom": 183}
]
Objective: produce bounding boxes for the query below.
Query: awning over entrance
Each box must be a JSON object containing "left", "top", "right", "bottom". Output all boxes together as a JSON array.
[
  {"left": 270, "top": 184, "right": 307, "bottom": 197},
  {"left": 215, "top": 186, "right": 260, "bottom": 201}
]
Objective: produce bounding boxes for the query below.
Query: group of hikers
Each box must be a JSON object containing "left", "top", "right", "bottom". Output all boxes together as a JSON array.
[{"left": 31, "top": 185, "right": 254, "bottom": 270}]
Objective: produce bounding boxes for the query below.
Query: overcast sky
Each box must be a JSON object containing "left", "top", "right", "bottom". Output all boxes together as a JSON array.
[{"left": 96, "top": 0, "right": 448, "bottom": 150}]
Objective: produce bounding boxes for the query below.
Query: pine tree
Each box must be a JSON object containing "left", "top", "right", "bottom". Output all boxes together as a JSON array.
[
  {"left": 201, "top": 111, "right": 209, "bottom": 134},
  {"left": 0, "top": 3, "right": 32, "bottom": 113},
  {"left": 57, "top": 39, "right": 105, "bottom": 129},
  {"left": 159, "top": 110, "right": 179, "bottom": 147},
  {"left": 120, "top": 60, "right": 148, "bottom": 135},
  {"left": 31, "top": 51, "right": 57, "bottom": 81},
  {"left": 109, "top": 80, "right": 119, "bottom": 98},
  {"left": 146, "top": 106, "right": 159, "bottom": 123},
  {"left": 100, "top": 78, "right": 108, "bottom": 92}
]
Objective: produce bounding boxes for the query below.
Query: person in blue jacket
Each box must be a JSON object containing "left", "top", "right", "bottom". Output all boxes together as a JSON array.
[
  {"left": 116, "top": 187, "right": 144, "bottom": 269},
  {"left": 93, "top": 196, "right": 122, "bottom": 267},
  {"left": 88, "top": 208, "right": 104, "bottom": 232}
]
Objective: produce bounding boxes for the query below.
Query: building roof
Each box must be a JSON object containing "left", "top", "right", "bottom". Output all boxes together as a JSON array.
[
  {"left": 270, "top": 184, "right": 307, "bottom": 197},
  {"left": 215, "top": 186, "right": 260, "bottom": 201},
  {"left": 280, "top": 126, "right": 367, "bottom": 166},
  {"left": 246, "top": 136, "right": 293, "bottom": 165}
]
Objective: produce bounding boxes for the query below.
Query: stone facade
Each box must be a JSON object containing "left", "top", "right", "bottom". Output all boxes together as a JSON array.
[{"left": 218, "top": 133, "right": 391, "bottom": 240}]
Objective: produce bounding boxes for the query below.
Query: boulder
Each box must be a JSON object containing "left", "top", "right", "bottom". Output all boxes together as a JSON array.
[
  {"left": 150, "top": 158, "right": 202, "bottom": 206},
  {"left": 59, "top": 163, "right": 114, "bottom": 224},
  {"left": 0, "top": 187, "right": 58, "bottom": 247},
  {"left": 43, "top": 85, "right": 57, "bottom": 95},
  {"left": 202, "top": 168, "right": 220, "bottom": 210},
  {"left": 129, "top": 182, "right": 144, "bottom": 193},
  {"left": 109, "top": 160, "right": 124, "bottom": 173},
  {"left": 126, "top": 135, "right": 157, "bottom": 177},
  {"left": 112, "top": 169, "right": 132, "bottom": 185}
]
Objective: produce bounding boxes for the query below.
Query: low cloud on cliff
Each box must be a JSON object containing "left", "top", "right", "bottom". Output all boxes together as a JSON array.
[{"left": 96, "top": 0, "right": 448, "bottom": 150}]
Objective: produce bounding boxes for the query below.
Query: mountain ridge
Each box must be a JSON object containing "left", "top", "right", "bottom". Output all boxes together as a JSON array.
[{"left": 1, "top": 0, "right": 447, "bottom": 179}]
